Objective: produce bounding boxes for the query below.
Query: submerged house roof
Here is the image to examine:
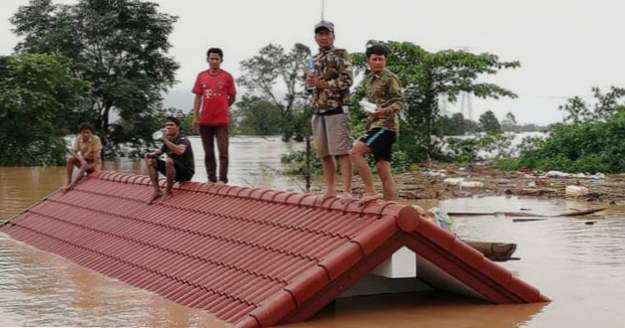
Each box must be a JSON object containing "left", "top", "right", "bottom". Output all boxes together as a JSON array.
[{"left": 0, "top": 172, "right": 548, "bottom": 327}]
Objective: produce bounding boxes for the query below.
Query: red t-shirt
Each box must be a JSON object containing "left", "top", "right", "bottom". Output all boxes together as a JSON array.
[{"left": 192, "top": 69, "right": 236, "bottom": 126}]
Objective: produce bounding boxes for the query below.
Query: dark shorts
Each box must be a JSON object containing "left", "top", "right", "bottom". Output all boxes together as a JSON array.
[
  {"left": 156, "top": 158, "right": 194, "bottom": 182},
  {"left": 359, "top": 128, "right": 396, "bottom": 163}
]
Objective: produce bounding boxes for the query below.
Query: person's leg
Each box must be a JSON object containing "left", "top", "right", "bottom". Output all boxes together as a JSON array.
[
  {"left": 163, "top": 158, "right": 176, "bottom": 200},
  {"left": 172, "top": 160, "right": 193, "bottom": 184},
  {"left": 312, "top": 114, "right": 335, "bottom": 201},
  {"left": 326, "top": 113, "right": 353, "bottom": 199},
  {"left": 67, "top": 162, "right": 94, "bottom": 190},
  {"left": 146, "top": 156, "right": 162, "bottom": 204},
  {"left": 351, "top": 141, "right": 376, "bottom": 197},
  {"left": 337, "top": 154, "right": 353, "bottom": 199},
  {"left": 64, "top": 158, "right": 94, "bottom": 192},
  {"left": 200, "top": 126, "right": 217, "bottom": 183},
  {"left": 215, "top": 125, "right": 229, "bottom": 184},
  {"left": 321, "top": 155, "right": 337, "bottom": 197},
  {"left": 62, "top": 156, "right": 79, "bottom": 191},
  {"left": 376, "top": 160, "right": 396, "bottom": 201}
]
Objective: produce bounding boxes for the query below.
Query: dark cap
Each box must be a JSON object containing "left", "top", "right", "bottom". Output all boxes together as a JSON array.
[{"left": 314, "top": 20, "right": 334, "bottom": 33}]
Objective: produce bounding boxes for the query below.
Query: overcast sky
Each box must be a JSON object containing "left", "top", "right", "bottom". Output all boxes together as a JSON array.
[{"left": 2, "top": 0, "right": 624, "bottom": 124}]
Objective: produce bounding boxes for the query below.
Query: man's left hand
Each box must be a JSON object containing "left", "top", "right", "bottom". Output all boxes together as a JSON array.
[{"left": 371, "top": 107, "right": 385, "bottom": 119}]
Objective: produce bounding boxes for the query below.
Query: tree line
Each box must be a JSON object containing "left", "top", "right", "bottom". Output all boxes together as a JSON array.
[
  {"left": 1, "top": 0, "right": 523, "bottom": 167},
  {"left": 12, "top": 0, "right": 610, "bottom": 175},
  {"left": 2, "top": 0, "right": 179, "bottom": 165}
]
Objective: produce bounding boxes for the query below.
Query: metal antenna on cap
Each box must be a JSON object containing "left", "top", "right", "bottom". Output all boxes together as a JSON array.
[{"left": 321, "top": 0, "right": 325, "bottom": 20}]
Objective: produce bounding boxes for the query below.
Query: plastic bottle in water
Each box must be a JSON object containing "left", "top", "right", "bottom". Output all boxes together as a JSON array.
[{"left": 304, "top": 58, "right": 316, "bottom": 91}]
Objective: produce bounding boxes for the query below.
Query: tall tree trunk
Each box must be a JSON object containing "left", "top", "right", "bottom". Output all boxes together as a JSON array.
[{"left": 102, "top": 106, "right": 111, "bottom": 132}]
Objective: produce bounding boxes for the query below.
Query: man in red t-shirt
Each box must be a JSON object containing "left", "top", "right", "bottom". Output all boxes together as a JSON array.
[{"left": 192, "top": 47, "right": 236, "bottom": 184}]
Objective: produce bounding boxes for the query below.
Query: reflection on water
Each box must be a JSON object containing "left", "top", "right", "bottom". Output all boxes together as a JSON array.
[
  {"left": 440, "top": 196, "right": 625, "bottom": 328},
  {"left": 0, "top": 235, "right": 223, "bottom": 327},
  {"left": 1, "top": 137, "right": 625, "bottom": 327},
  {"left": 287, "top": 292, "right": 547, "bottom": 328}
]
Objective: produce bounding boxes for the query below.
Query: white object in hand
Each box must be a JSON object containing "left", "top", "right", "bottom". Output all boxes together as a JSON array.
[
  {"left": 305, "top": 58, "right": 316, "bottom": 91},
  {"left": 359, "top": 100, "right": 377, "bottom": 113},
  {"left": 152, "top": 130, "right": 164, "bottom": 140}
]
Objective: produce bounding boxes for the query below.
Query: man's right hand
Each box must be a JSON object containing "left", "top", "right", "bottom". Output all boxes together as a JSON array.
[{"left": 305, "top": 74, "right": 319, "bottom": 89}]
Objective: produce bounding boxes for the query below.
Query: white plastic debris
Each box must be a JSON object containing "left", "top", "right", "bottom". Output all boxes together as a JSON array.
[
  {"left": 542, "top": 170, "right": 606, "bottom": 180},
  {"left": 591, "top": 173, "right": 606, "bottom": 180},
  {"left": 459, "top": 181, "right": 484, "bottom": 188},
  {"left": 422, "top": 170, "right": 447, "bottom": 178},
  {"left": 543, "top": 170, "right": 572, "bottom": 178},
  {"left": 443, "top": 177, "right": 464, "bottom": 186},
  {"left": 565, "top": 185, "right": 590, "bottom": 197}
]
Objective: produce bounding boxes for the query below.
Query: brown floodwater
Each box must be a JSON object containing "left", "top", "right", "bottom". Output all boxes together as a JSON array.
[{"left": 1, "top": 137, "right": 624, "bottom": 327}]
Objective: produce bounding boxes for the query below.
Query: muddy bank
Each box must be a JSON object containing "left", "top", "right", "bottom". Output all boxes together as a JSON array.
[{"left": 348, "top": 162, "right": 625, "bottom": 204}]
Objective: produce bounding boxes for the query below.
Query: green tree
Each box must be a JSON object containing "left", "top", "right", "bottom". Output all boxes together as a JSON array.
[
  {"left": 436, "top": 112, "right": 466, "bottom": 136},
  {"left": 232, "top": 96, "right": 284, "bottom": 135},
  {"left": 559, "top": 86, "right": 625, "bottom": 123},
  {"left": 0, "top": 54, "right": 88, "bottom": 166},
  {"left": 11, "top": 0, "right": 179, "bottom": 150},
  {"left": 445, "top": 133, "right": 513, "bottom": 163},
  {"left": 501, "top": 112, "right": 518, "bottom": 132},
  {"left": 499, "top": 86, "right": 625, "bottom": 173},
  {"left": 479, "top": 110, "right": 502, "bottom": 134},
  {"left": 237, "top": 43, "right": 311, "bottom": 141},
  {"left": 352, "top": 41, "right": 519, "bottom": 161},
  {"left": 464, "top": 118, "right": 481, "bottom": 134}
]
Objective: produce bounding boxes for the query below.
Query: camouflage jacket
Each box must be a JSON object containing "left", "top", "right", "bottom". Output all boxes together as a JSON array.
[
  {"left": 310, "top": 46, "right": 353, "bottom": 112},
  {"left": 363, "top": 68, "right": 404, "bottom": 132}
]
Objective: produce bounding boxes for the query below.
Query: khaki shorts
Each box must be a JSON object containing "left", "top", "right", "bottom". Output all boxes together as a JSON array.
[{"left": 311, "top": 112, "right": 352, "bottom": 158}]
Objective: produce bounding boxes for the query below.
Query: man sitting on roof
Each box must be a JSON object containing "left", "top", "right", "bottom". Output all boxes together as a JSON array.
[
  {"left": 62, "top": 122, "right": 102, "bottom": 192},
  {"left": 144, "top": 117, "right": 195, "bottom": 204}
]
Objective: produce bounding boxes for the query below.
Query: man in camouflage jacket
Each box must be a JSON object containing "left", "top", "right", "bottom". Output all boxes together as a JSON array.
[{"left": 305, "top": 20, "right": 353, "bottom": 201}]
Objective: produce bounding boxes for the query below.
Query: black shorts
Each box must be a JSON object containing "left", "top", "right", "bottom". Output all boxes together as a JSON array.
[
  {"left": 156, "top": 158, "right": 194, "bottom": 182},
  {"left": 359, "top": 128, "right": 396, "bottom": 163}
]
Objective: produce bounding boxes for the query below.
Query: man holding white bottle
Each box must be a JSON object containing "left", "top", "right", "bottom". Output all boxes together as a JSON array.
[
  {"left": 305, "top": 20, "right": 354, "bottom": 202},
  {"left": 144, "top": 117, "right": 195, "bottom": 204}
]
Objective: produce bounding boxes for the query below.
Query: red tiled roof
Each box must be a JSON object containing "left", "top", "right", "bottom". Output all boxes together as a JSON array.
[{"left": 0, "top": 172, "right": 548, "bottom": 327}]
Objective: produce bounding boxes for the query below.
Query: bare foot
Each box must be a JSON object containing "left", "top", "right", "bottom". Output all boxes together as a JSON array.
[
  {"left": 148, "top": 190, "right": 162, "bottom": 205},
  {"left": 216, "top": 181, "right": 225, "bottom": 186},
  {"left": 357, "top": 193, "right": 380, "bottom": 206},
  {"left": 339, "top": 192, "right": 355, "bottom": 203},
  {"left": 160, "top": 191, "right": 173, "bottom": 202},
  {"left": 315, "top": 192, "right": 336, "bottom": 206},
  {"left": 61, "top": 184, "right": 72, "bottom": 193}
]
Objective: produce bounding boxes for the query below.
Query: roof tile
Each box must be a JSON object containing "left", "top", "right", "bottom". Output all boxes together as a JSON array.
[{"left": 0, "top": 172, "right": 548, "bottom": 327}]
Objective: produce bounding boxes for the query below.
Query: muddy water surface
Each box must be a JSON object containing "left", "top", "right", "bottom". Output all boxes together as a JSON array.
[{"left": 1, "top": 137, "right": 624, "bottom": 327}]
